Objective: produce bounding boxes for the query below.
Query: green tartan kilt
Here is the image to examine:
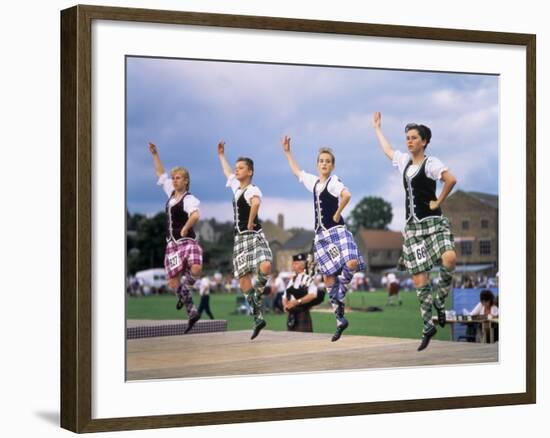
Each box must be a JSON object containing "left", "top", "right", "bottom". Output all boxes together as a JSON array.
[
  {"left": 398, "top": 216, "right": 455, "bottom": 275},
  {"left": 232, "top": 231, "right": 273, "bottom": 278}
]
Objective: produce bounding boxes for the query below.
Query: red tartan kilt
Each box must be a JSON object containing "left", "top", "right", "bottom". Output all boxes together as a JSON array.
[{"left": 164, "top": 239, "right": 203, "bottom": 279}]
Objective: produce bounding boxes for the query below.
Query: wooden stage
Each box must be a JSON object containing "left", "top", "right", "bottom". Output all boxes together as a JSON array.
[{"left": 126, "top": 329, "right": 498, "bottom": 381}]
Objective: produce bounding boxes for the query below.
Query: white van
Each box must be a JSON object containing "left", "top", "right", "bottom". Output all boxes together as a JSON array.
[{"left": 134, "top": 268, "right": 167, "bottom": 295}]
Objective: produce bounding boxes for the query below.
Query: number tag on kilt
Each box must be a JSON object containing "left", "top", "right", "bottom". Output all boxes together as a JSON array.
[
  {"left": 412, "top": 242, "right": 428, "bottom": 264},
  {"left": 236, "top": 251, "right": 248, "bottom": 271},
  {"left": 167, "top": 251, "right": 182, "bottom": 270},
  {"left": 327, "top": 244, "right": 341, "bottom": 262}
]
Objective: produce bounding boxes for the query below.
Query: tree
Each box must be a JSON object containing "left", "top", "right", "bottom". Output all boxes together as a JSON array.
[
  {"left": 347, "top": 196, "right": 393, "bottom": 233},
  {"left": 127, "top": 212, "right": 167, "bottom": 274}
]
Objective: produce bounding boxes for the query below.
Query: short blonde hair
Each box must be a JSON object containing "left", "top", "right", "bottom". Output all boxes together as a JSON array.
[
  {"left": 317, "top": 147, "right": 336, "bottom": 166},
  {"left": 170, "top": 167, "right": 190, "bottom": 190}
]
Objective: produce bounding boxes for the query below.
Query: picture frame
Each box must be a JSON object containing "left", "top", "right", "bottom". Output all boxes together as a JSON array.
[{"left": 60, "top": 4, "right": 536, "bottom": 433}]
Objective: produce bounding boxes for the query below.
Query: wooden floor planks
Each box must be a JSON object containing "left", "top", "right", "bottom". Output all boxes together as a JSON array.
[{"left": 126, "top": 330, "right": 498, "bottom": 381}]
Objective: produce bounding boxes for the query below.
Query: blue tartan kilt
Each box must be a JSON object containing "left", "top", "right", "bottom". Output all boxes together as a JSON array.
[{"left": 313, "top": 226, "right": 366, "bottom": 276}]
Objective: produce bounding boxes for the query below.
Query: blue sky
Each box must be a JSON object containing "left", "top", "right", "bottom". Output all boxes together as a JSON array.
[{"left": 126, "top": 56, "right": 498, "bottom": 231}]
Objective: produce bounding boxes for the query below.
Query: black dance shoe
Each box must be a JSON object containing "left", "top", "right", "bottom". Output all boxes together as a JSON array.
[
  {"left": 331, "top": 318, "right": 349, "bottom": 342},
  {"left": 184, "top": 312, "right": 200, "bottom": 334},
  {"left": 251, "top": 319, "right": 266, "bottom": 340},
  {"left": 417, "top": 326, "right": 437, "bottom": 351}
]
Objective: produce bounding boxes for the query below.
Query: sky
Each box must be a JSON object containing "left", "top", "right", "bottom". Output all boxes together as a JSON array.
[{"left": 126, "top": 56, "right": 499, "bottom": 231}]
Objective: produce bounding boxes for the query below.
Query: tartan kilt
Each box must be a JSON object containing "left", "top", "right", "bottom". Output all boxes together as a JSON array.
[
  {"left": 287, "top": 309, "right": 313, "bottom": 332},
  {"left": 232, "top": 231, "right": 273, "bottom": 278},
  {"left": 313, "top": 226, "right": 366, "bottom": 276},
  {"left": 398, "top": 216, "right": 455, "bottom": 275},
  {"left": 164, "top": 238, "right": 203, "bottom": 279}
]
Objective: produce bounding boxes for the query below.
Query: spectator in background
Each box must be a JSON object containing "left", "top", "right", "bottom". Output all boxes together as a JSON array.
[
  {"left": 385, "top": 272, "right": 402, "bottom": 306},
  {"left": 271, "top": 270, "right": 286, "bottom": 314},
  {"left": 197, "top": 275, "right": 215, "bottom": 320},
  {"left": 283, "top": 253, "right": 326, "bottom": 332},
  {"left": 469, "top": 289, "right": 499, "bottom": 319},
  {"left": 466, "top": 289, "right": 499, "bottom": 342},
  {"left": 230, "top": 276, "right": 239, "bottom": 293},
  {"left": 261, "top": 275, "right": 273, "bottom": 313},
  {"left": 214, "top": 271, "right": 223, "bottom": 292},
  {"left": 381, "top": 273, "right": 388, "bottom": 289}
]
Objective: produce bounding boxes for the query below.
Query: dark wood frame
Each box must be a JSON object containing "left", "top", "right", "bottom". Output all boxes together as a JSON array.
[{"left": 60, "top": 4, "right": 536, "bottom": 433}]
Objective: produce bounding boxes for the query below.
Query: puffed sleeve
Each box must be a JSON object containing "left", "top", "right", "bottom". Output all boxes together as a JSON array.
[
  {"left": 298, "top": 170, "right": 318, "bottom": 193},
  {"left": 183, "top": 194, "right": 200, "bottom": 215},
  {"left": 244, "top": 185, "right": 262, "bottom": 205},
  {"left": 327, "top": 175, "right": 347, "bottom": 197},
  {"left": 225, "top": 174, "right": 240, "bottom": 194},
  {"left": 425, "top": 156, "right": 449, "bottom": 181},
  {"left": 157, "top": 173, "right": 174, "bottom": 198},
  {"left": 392, "top": 150, "right": 411, "bottom": 175}
]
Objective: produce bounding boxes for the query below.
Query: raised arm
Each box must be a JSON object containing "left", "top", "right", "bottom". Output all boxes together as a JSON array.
[
  {"left": 148, "top": 142, "right": 165, "bottom": 177},
  {"left": 372, "top": 112, "right": 396, "bottom": 161},
  {"left": 281, "top": 136, "right": 302, "bottom": 178},
  {"left": 333, "top": 189, "right": 351, "bottom": 223},
  {"left": 430, "top": 170, "right": 457, "bottom": 211},
  {"left": 217, "top": 141, "right": 233, "bottom": 179}
]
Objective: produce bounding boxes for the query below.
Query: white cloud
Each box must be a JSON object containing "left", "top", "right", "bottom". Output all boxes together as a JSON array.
[{"left": 127, "top": 59, "right": 499, "bottom": 221}]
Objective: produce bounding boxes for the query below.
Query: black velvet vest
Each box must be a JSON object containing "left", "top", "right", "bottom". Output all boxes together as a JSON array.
[
  {"left": 313, "top": 176, "right": 345, "bottom": 232},
  {"left": 233, "top": 187, "right": 262, "bottom": 234},
  {"left": 165, "top": 192, "right": 196, "bottom": 242},
  {"left": 403, "top": 157, "right": 442, "bottom": 222}
]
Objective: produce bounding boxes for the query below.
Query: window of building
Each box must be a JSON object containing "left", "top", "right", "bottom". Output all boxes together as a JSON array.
[
  {"left": 481, "top": 219, "right": 489, "bottom": 229},
  {"left": 462, "top": 220, "right": 470, "bottom": 230},
  {"left": 461, "top": 241, "right": 473, "bottom": 256},
  {"left": 386, "top": 250, "right": 393, "bottom": 259},
  {"left": 371, "top": 250, "right": 379, "bottom": 257},
  {"left": 479, "top": 240, "right": 492, "bottom": 255}
]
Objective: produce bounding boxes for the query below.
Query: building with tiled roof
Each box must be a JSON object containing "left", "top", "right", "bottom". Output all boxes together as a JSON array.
[{"left": 355, "top": 228, "right": 403, "bottom": 273}]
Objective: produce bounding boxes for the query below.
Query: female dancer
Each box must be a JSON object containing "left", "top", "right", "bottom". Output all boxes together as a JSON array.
[
  {"left": 372, "top": 112, "right": 457, "bottom": 351},
  {"left": 148, "top": 142, "right": 202, "bottom": 333},
  {"left": 282, "top": 136, "right": 365, "bottom": 341}
]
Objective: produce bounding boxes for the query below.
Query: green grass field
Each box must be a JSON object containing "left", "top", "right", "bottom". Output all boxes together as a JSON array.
[{"left": 127, "top": 289, "right": 453, "bottom": 341}]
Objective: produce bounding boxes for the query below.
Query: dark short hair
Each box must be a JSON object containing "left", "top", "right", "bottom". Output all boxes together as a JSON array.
[
  {"left": 405, "top": 123, "right": 432, "bottom": 149},
  {"left": 236, "top": 157, "right": 254, "bottom": 176},
  {"left": 479, "top": 289, "right": 495, "bottom": 305}
]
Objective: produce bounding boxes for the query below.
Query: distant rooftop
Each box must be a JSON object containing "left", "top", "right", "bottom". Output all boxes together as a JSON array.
[
  {"left": 262, "top": 219, "right": 293, "bottom": 245},
  {"left": 358, "top": 229, "right": 403, "bottom": 250},
  {"left": 282, "top": 229, "right": 315, "bottom": 250},
  {"left": 466, "top": 191, "right": 499, "bottom": 209}
]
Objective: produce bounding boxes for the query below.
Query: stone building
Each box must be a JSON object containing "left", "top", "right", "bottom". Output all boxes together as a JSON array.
[
  {"left": 275, "top": 229, "right": 316, "bottom": 273},
  {"left": 355, "top": 228, "right": 403, "bottom": 274},
  {"left": 443, "top": 190, "right": 498, "bottom": 272},
  {"left": 262, "top": 214, "right": 293, "bottom": 271}
]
